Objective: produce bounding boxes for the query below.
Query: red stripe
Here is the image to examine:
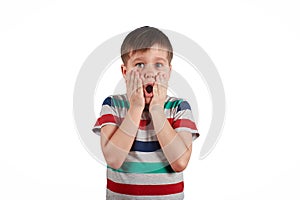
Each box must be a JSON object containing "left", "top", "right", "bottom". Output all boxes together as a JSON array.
[
  {"left": 95, "top": 116, "right": 197, "bottom": 131},
  {"left": 95, "top": 115, "right": 153, "bottom": 130},
  {"left": 107, "top": 179, "right": 184, "bottom": 196},
  {"left": 138, "top": 119, "right": 152, "bottom": 130},
  {"left": 167, "top": 118, "right": 174, "bottom": 125},
  {"left": 94, "top": 114, "right": 118, "bottom": 127},
  {"left": 119, "top": 119, "right": 153, "bottom": 130},
  {"left": 172, "top": 119, "right": 197, "bottom": 130}
]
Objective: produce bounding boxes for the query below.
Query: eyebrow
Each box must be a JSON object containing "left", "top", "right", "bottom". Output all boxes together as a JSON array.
[
  {"left": 154, "top": 57, "right": 168, "bottom": 62},
  {"left": 131, "top": 56, "right": 168, "bottom": 63},
  {"left": 131, "top": 57, "right": 144, "bottom": 63}
]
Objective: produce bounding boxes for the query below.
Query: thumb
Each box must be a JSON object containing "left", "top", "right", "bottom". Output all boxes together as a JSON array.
[{"left": 153, "top": 83, "right": 158, "bottom": 96}]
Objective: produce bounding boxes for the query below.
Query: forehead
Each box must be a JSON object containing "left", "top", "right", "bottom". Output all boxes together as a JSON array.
[{"left": 128, "top": 46, "right": 169, "bottom": 62}]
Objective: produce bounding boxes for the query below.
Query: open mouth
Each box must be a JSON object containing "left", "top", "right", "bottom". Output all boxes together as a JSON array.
[
  {"left": 146, "top": 85, "right": 153, "bottom": 93},
  {"left": 144, "top": 83, "right": 154, "bottom": 98}
]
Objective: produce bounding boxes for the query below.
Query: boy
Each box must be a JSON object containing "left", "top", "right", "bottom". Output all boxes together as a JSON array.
[{"left": 93, "top": 26, "right": 199, "bottom": 200}]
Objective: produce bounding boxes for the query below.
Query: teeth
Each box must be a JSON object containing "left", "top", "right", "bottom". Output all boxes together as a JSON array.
[{"left": 145, "top": 85, "right": 153, "bottom": 94}]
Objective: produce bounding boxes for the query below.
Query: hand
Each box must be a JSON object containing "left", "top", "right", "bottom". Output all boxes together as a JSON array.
[
  {"left": 149, "top": 72, "right": 168, "bottom": 112},
  {"left": 125, "top": 68, "right": 145, "bottom": 111}
]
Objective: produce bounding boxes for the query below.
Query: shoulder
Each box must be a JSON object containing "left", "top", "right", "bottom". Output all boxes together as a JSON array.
[
  {"left": 165, "top": 95, "right": 191, "bottom": 111},
  {"left": 101, "top": 94, "right": 129, "bottom": 109}
]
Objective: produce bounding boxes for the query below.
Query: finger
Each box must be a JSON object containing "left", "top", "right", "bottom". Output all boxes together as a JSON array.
[
  {"left": 127, "top": 70, "right": 134, "bottom": 98},
  {"left": 153, "top": 73, "right": 159, "bottom": 95},
  {"left": 137, "top": 73, "right": 143, "bottom": 94},
  {"left": 134, "top": 71, "right": 139, "bottom": 93},
  {"left": 159, "top": 73, "right": 168, "bottom": 91},
  {"left": 153, "top": 82, "right": 158, "bottom": 96},
  {"left": 155, "top": 72, "right": 162, "bottom": 83},
  {"left": 129, "top": 69, "right": 135, "bottom": 96},
  {"left": 157, "top": 73, "right": 164, "bottom": 95},
  {"left": 162, "top": 73, "right": 168, "bottom": 86},
  {"left": 125, "top": 70, "right": 131, "bottom": 85}
]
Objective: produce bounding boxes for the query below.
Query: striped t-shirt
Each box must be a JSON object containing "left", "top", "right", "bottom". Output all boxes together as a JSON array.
[{"left": 93, "top": 94, "right": 199, "bottom": 200}]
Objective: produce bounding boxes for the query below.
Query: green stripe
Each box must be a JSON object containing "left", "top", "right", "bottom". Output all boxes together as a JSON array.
[
  {"left": 108, "top": 162, "right": 175, "bottom": 174},
  {"left": 112, "top": 98, "right": 130, "bottom": 109},
  {"left": 111, "top": 97, "right": 182, "bottom": 110},
  {"left": 164, "top": 100, "right": 183, "bottom": 109}
]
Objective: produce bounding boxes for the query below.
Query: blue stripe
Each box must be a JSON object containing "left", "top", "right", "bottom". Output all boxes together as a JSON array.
[
  {"left": 102, "top": 97, "right": 113, "bottom": 106},
  {"left": 131, "top": 140, "right": 161, "bottom": 152},
  {"left": 102, "top": 96, "right": 130, "bottom": 108},
  {"left": 177, "top": 101, "right": 191, "bottom": 112}
]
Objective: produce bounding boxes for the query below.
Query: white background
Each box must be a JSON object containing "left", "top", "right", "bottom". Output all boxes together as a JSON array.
[{"left": 1, "top": 0, "right": 300, "bottom": 199}]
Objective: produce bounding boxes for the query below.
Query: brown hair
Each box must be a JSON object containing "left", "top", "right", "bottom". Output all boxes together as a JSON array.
[{"left": 121, "top": 26, "right": 173, "bottom": 65}]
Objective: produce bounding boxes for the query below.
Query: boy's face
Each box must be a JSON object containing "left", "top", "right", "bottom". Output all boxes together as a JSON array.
[{"left": 121, "top": 44, "right": 172, "bottom": 105}]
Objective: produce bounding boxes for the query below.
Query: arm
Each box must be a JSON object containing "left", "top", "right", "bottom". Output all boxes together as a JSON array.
[
  {"left": 150, "top": 106, "right": 192, "bottom": 172},
  {"left": 101, "top": 68, "right": 144, "bottom": 169},
  {"left": 149, "top": 72, "right": 193, "bottom": 172},
  {"left": 101, "top": 107, "right": 143, "bottom": 169}
]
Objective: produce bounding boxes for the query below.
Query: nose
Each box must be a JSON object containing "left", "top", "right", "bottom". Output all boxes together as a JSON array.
[
  {"left": 142, "top": 67, "right": 156, "bottom": 79},
  {"left": 144, "top": 73, "right": 155, "bottom": 79}
]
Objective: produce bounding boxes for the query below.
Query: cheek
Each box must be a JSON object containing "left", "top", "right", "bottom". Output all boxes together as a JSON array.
[
  {"left": 161, "top": 68, "right": 171, "bottom": 77},
  {"left": 165, "top": 72, "right": 170, "bottom": 79},
  {"left": 160, "top": 71, "right": 170, "bottom": 80},
  {"left": 129, "top": 67, "right": 142, "bottom": 74},
  {"left": 137, "top": 68, "right": 143, "bottom": 74},
  {"left": 124, "top": 68, "right": 142, "bottom": 76}
]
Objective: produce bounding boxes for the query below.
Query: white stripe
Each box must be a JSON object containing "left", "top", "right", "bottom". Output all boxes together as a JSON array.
[
  {"left": 173, "top": 109, "right": 196, "bottom": 120},
  {"left": 175, "top": 128, "right": 199, "bottom": 141},
  {"left": 106, "top": 189, "right": 184, "bottom": 200},
  {"left": 110, "top": 105, "right": 176, "bottom": 119},
  {"left": 99, "top": 95, "right": 196, "bottom": 123},
  {"left": 100, "top": 95, "right": 185, "bottom": 118},
  {"left": 174, "top": 127, "right": 197, "bottom": 133},
  {"left": 100, "top": 105, "right": 116, "bottom": 115},
  {"left": 166, "top": 96, "right": 182, "bottom": 102},
  {"left": 92, "top": 123, "right": 119, "bottom": 136},
  {"left": 125, "top": 150, "right": 167, "bottom": 163},
  {"left": 135, "top": 129, "right": 157, "bottom": 141},
  {"left": 107, "top": 169, "right": 183, "bottom": 185}
]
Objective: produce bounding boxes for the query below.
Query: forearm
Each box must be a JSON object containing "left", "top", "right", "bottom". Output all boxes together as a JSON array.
[
  {"left": 150, "top": 106, "right": 192, "bottom": 172},
  {"left": 101, "top": 107, "right": 143, "bottom": 169}
]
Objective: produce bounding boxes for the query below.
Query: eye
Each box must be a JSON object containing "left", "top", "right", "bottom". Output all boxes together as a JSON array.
[
  {"left": 155, "top": 63, "right": 164, "bottom": 68},
  {"left": 135, "top": 63, "right": 145, "bottom": 68}
]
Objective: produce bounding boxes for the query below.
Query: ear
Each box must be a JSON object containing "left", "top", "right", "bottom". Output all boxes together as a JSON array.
[{"left": 121, "top": 64, "right": 127, "bottom": 79}]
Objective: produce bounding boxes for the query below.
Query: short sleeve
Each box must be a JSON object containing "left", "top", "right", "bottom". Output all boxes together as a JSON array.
[
  {"left": 92, "top": 96, "right": 121, "bottom": 136},
  {"left": 171, "top": 100, "right": 199, "bottom": 141}
]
